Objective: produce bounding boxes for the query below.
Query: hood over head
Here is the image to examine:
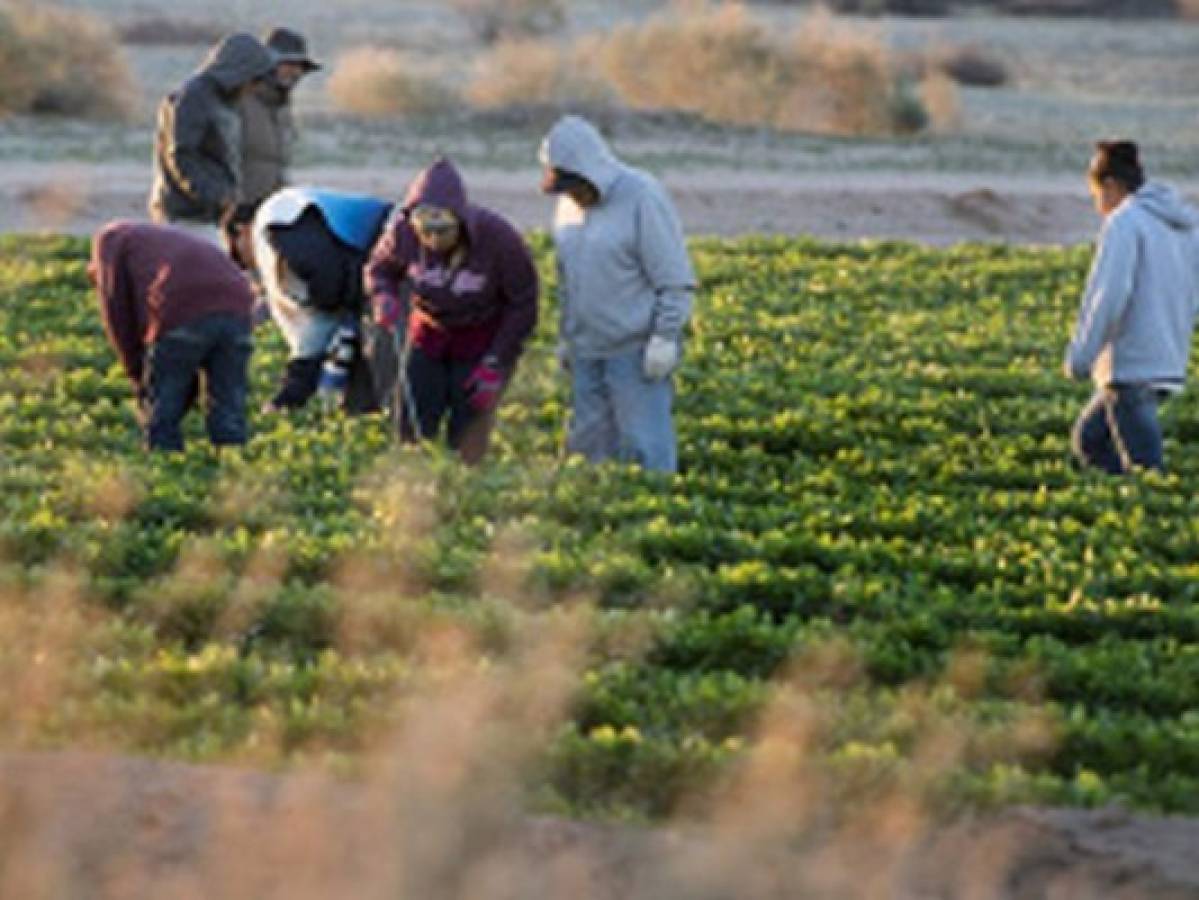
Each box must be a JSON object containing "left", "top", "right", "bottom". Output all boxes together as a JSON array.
[
  {"left": 538, "top": 115, "right": 622, "bottom": 200},
  {"left": 1133, "top": 181, "right": 1199, "bottom": 231},
  {"left": 199, "top": 33, "right": 277, "bottom": 92},
  {"left": 402, "top": 157, "right": 469, "bottom": 222}
]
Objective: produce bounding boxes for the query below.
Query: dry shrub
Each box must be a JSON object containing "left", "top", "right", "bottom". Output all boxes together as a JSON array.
[
  {"left": 0, "top": 0, "right": 134, "bottom": 119},
  {"left": 577, "top": 3, "right": 934, "bottom": 137},
  {"left": 118, "top": 16, "right": 225, "bottom": 46},
  {"left": 1178, "top": 0, "right": 1199, "bottom": 18},
  {"left": 327, "top": 47, "right": 460, "bottom": 119},
  {"left": 466, "top": 37, "right": 614, "bottom": 110},
  {"left": 920, "top": 70, "right": 961, "bottom": 131},
  {"left": 934, "top": 44, "right": 1008, "bottom": 87},
  {"left": 593, "top": 4, "right": 791, "bottom": 128},
  {"left": 449, "top": 0, "right": 566, "bottom": 45},
  {"left": 779, "top": 9, "right": 899, "bottom": 135}
]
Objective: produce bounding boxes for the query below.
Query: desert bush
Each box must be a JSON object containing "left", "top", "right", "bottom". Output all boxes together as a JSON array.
[
  {"left": 592, "top": 5, "right": 794, "bottom": 128},
  {"left": 327, "top": 47, "right": 460, "bottom": 119},
  {"left": 822, "top": 0, "right": 950, "bottom": 14},
  {"left": 0, "top": 0, "right": 134, "bottom": 119},
  {"left": 449, "top": 0, "right": 566, "bottom": 45},
  {"left": 118, "top": 16, "right": 225, "bottom": 46},
  {"left": 934, "top": 45, "right": 1008, "bottom": 88},
  {"left": 466, "top": 37, "right": 614, "bottom": 110}
]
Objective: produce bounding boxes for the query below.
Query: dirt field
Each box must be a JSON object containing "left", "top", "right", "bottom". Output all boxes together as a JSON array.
[{"left": 2, "top": 751, "right": 1197, "bottom": 899}]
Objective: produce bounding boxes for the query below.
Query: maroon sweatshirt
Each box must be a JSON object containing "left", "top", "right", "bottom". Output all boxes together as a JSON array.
[
  {"left": 90, "top": 221, "right": 253, "bottom": 384},
  {"left": 365, "top": 158, "right": 539, "bottom": 367}
]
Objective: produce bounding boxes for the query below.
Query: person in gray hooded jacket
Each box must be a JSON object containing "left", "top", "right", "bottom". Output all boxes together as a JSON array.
[
  {"left": 149, "top": 33, "right": 276, "bottom": 241},
  {"left": 1065, "top": 140, "right": 1199, "bottom": 474},
  {"left": 539, "top": 115, "right": 696, "bottom": 473}
]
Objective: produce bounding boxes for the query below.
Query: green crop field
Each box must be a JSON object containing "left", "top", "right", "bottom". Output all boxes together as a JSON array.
[{"left": 1, "top": 232, "right": 1197, "bottom": 820}]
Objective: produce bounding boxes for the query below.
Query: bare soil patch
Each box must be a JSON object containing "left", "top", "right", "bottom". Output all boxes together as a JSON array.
[
  {"left": 0, "top": 160, "right": 1149, "bottom": 246},
  {"left": 2, "top": 751, "right": 1197, "bottom": 899}
]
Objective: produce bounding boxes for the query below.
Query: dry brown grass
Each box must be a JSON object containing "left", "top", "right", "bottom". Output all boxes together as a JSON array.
[
  {"left": 0, "top": 0, "right": 135, "bottom": 119},
  {"left": 327, "top": 47, "right": 460, "bottom": 119},
  {"left": 592, "top": 4, "right": 792, "bottom": 128},
  {"left": 466, "top": 37, "right": 614, "bottom": 110}
]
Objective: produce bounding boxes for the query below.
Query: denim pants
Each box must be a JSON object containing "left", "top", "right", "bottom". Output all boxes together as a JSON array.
[
  {"left": 143, "top": 313, "right": 252, "bottom": 451},
  {"left": 1071, "top": 384, "right": 1165, "bottom": 474},
  {"left": 569, "top": 350, "right": 677, "bottom": 473}
]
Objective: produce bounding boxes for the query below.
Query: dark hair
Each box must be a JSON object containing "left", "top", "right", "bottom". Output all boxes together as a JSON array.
[{"left": 1089, "top": 140, "right": 1145, "bottom": 192}]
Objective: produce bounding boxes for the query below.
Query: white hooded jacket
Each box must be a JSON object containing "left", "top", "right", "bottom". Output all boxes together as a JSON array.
[
  {"left": 540, "top": 116, "right": 696, "bottom": 360},
  {"left": 1067, "top": 181, "right": 1199, "bottom": 390}
]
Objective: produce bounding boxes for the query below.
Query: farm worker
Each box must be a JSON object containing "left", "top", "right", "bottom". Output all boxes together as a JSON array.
[
  {"left": 89, "top": 221, "right": 255, "bottom": 452},
  {"left": 149, "top": 33, "right": 277, "bottom": 244},
  {"left": 1064, "top": 140, "right": 1199, "bottom": 474},
  {"left": 365, "top": 157, "right": 539, "bottom": 465},
  {"left": 223, "top": 189, "right": 393, "bottom": 413},
  {"left": 239, "top": 28, "right": 321, "bottom": 208},
  {"left": 539, "top": 114, "right": 695, "bottom": 474}
]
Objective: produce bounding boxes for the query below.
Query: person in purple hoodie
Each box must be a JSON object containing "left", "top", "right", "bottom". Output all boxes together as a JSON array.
[{"left": 365, "top": 157, "right": 539, "bottom": 464}]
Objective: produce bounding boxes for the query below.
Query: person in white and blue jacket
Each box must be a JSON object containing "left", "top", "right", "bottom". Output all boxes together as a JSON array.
[
  {"left": 224, "top": 188, "right": 392, "bottom": 412},
  {"left": 539, "top": 115, "right": 696, "bottom": 474},
  {"left": 1065, "top": 140, "right": 1199, "bottom": 474}
]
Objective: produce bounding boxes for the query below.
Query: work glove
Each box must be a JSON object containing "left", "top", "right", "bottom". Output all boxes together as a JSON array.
[
  {"left": 373, "top": 292, "right": 402, "bottom": 331},
  {"left": 464, "top": 356, "right": 505, "bottom": 412},
  {"left": 642, "top": 335, "right": 679, "bottom": 380}
]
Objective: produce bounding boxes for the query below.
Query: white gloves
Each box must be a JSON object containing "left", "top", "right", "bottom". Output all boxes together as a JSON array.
[{"left": 643, "top": 335, "right": 679, "bottom": 380}]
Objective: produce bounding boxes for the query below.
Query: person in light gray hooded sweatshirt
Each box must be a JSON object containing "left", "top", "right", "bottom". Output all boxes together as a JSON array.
[
  {"left": 539, "top": 115, "right": 696, "bottom": 473},
  {"left": 1065, "top": 140, "right": 1199, "bottom": 474}
]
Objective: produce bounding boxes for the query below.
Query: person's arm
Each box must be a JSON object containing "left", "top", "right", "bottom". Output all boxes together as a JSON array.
[
  {"left": 486, "top": 224, "right": 540, "bottom": 369},
  {"left": 92, "top": 236, "right": 145, "bottom": 385},
  {"left": 1065, "top": 217, "right": 1137, "bottom": 379},
  {"left": 364, "top": 219, "right": 411, "bottom": 330},
  {"left": 161, "top": 85, "right": 235, "bottom": 217},
  {"left": 635, "top": 188, "right": 696, "bottom": 342}
]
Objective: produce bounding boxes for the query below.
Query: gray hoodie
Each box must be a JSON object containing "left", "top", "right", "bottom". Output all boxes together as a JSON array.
[
  {"left": 150, "top": 34, "right": 276, "bottom": 224},
  {"left": 1067, "top": 181, "right": 1199, "bottom": 391},
  {"left": 540, "top": 116, "right": 695, "bottom": 360}
]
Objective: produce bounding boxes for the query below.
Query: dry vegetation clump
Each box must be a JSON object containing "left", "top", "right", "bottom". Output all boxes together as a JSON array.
[
  {"left": 465, "top": 38, "right": 614, "bottom": 110},
  {"left": 583, "top": 4, "right": 947, "bottom": 136},
  {"left": 449, "top": 0, "right": 566, "bottom": 45},
  {"left": 0, "top": 0, "right": 135, "bottom": 119},
  {"left": 592, "top": 4, "right": 793, "bottom": 128},
  {"left": 327, "top": 47, "right": 460, "bottom": 119},
  {"left": 117, "top": 16, "right": 226, "bottom": 47}
]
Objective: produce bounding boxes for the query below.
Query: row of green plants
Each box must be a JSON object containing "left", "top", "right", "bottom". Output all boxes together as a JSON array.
[{"left": 1, "top": 233, "right": 1196, "bottom": 819}]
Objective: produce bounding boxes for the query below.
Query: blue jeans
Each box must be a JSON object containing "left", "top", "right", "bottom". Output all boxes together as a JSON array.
[
  {"left": 143, "top": 314, "right": 252, "bottom": 452},
  {"left": 1071, "top": 384, "right": 1165, "bottom": 474},
  {"left": 569, "top": 350, "right": 677, "bottom": 473}
]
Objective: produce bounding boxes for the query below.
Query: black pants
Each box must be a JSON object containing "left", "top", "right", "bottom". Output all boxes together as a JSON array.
[{"left": 396, "top": 344, "right": 496, "bottom": 462}]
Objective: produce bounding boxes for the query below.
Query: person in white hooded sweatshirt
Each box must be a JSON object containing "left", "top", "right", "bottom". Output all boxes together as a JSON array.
[
  {"left": 539, "top": 115, "right": 696, "bottom": 473},
  {"left": 1065, "top": 140, "right": 1199, "bottom": 474}
]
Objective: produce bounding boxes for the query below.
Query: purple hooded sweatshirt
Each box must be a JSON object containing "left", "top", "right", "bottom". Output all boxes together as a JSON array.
[{"left": 365, "top": 157, "right": 539, "bottom": 367}]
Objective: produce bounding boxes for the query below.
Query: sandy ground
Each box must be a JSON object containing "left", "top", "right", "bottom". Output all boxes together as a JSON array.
[
  {"left": 1, "top": 751, "right": 1197, "bottom": 899},
  {"left": 0, "top": 160, "right": 1157, "bottom": 245}
]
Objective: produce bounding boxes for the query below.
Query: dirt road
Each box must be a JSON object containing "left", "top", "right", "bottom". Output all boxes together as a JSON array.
[{"left": 0, "top": 161, "right": 1136, "bottom": 246}]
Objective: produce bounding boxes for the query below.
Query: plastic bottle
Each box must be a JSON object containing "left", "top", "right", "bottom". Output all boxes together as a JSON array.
[{"left": 317, "top": 324, "right": 357, "bottom": 411}]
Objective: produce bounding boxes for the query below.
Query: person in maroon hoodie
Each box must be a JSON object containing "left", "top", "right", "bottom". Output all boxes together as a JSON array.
[
  {"left": 365, "top": 157, "right": 539, "bottom": 464},
  {"left": 89, "top": 220, "right": 255, "bottom": 452}
]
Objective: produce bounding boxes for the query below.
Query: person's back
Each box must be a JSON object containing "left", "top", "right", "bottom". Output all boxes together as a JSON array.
[
  {"left": 149, "top": 33, "right": 275, "bottom": 233},
  {"left": 92, "top": 221, "right": 255, "bottom": 451}
]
